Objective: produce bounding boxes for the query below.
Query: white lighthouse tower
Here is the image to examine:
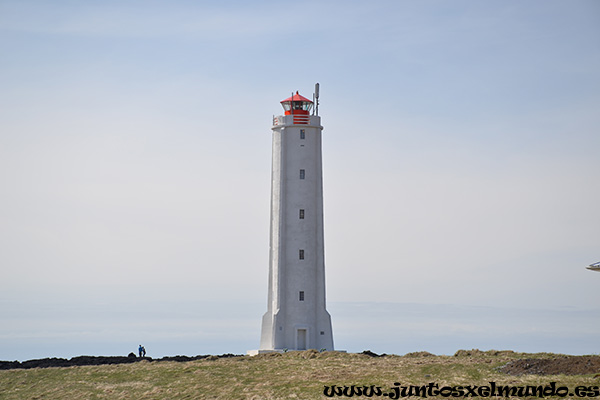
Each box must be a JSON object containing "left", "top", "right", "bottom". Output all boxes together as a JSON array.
[{"left": 253, "top": 86, "right": 334, "bottom": 353}]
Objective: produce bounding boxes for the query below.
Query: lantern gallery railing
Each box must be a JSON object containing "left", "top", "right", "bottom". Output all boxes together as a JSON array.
[{"left": 273, "top": 114, "right": 312, "bottom": 126}]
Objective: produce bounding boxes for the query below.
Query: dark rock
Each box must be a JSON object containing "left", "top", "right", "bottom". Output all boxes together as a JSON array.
[
  {"left": 499, "top": 356, "right": 600, "bottom": 376},
  {"left": 0, "top": 361, "right": 22, "bottom": 370},
  {"left": 361, "top": 350, "right": 380, "bottom": 357},
  {"left": 21, "top": 358, "right": 70, "bottom": 369},
  {"left": 0, "top": 353, "right": 243, "bottom": 370},
  {"left": 159, "top": 355, "right": 197, "bottom": 362}
]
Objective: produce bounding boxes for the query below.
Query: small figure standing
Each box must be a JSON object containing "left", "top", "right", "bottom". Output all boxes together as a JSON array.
[
  {"left": 141, "top": 346, "right": 146, "bottom": 357},
  {"left": 138, "top": 344, "right": 143, "bottom": 358}
]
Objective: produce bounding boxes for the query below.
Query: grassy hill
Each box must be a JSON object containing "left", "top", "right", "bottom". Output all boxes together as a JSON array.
[{"left": 1, "top": 350, "right": 599, "bottom": 399}]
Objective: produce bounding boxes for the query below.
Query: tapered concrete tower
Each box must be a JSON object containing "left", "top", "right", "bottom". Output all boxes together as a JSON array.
[{"left": 254, "top": 86, "right": 334, "bottom": 353}]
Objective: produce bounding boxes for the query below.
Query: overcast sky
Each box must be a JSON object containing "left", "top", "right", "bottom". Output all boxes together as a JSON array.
[{"left": 1, "top": 0, "right": 599, "bottom": 360}]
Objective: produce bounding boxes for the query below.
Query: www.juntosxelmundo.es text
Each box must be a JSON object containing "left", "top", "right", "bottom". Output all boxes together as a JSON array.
[{"left": 323, "top": 382, "right": 600, "bottom": 398}]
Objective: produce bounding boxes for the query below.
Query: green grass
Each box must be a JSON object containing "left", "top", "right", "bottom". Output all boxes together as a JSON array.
[{"left": 0, "top": 350, "right": 598, "bottom": 399}]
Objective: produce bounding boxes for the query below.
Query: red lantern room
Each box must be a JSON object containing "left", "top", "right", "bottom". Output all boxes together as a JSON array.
[{"left": 280, "top": 91, "right": 313, "bottom": 124}]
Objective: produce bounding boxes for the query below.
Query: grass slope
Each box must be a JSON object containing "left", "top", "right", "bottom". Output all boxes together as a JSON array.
[{"left": 1, "top": 350, "right": 598, "bottom": 399}]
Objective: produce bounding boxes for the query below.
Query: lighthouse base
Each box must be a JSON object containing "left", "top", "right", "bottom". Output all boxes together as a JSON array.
[
  {"left": 247, "top": 349, "right": 345, "bottom": 356},
  {"left": 246, "top": 349, "right": 284, "bottom": 356},
  {"left": 257, "top": 309, "right": 334, "bottom": 353}
]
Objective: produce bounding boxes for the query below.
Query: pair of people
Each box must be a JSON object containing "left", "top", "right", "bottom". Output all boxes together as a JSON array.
[{"left": 138, "top": 345, "right": 146, "bottom": 357}]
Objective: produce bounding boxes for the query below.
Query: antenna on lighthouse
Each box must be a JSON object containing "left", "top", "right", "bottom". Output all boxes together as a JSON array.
[{"left": 314, "top": 83, "right": 320, "bottom": 116}]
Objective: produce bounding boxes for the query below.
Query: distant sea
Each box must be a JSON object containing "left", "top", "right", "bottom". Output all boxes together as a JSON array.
[{"left": 1, "top": 299, "right": 598, "bottom": 361}]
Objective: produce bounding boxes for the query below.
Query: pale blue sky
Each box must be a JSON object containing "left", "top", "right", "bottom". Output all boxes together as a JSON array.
[{"left": 1, "top": 0, "right": 599, "bottom": 360}]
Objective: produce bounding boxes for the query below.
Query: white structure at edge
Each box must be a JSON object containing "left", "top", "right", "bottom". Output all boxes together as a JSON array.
[{"left": 253, "top": 87, "right": 334, "bottom": 353}]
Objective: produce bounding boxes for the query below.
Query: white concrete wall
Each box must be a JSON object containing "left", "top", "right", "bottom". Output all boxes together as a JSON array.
[{"left": 260, "top": 115, "right": 334, "bottom": 351}]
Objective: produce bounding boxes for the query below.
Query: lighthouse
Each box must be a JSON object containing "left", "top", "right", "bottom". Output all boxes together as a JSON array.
[{"left": 252, "top": 85, "right": 334, "bottom": 353}]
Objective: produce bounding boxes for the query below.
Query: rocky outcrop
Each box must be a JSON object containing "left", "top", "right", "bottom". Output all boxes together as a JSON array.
[
  {"left": 0, "top": 353, "right": 241, "bottom": 370},
  {"left": 499, "top": 356, "right": 600, "bottom": 376}
]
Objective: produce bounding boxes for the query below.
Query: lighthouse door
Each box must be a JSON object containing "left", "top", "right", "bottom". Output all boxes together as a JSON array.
[{"left": 297, "top": 329, "right": 307, "bottom": 350}]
